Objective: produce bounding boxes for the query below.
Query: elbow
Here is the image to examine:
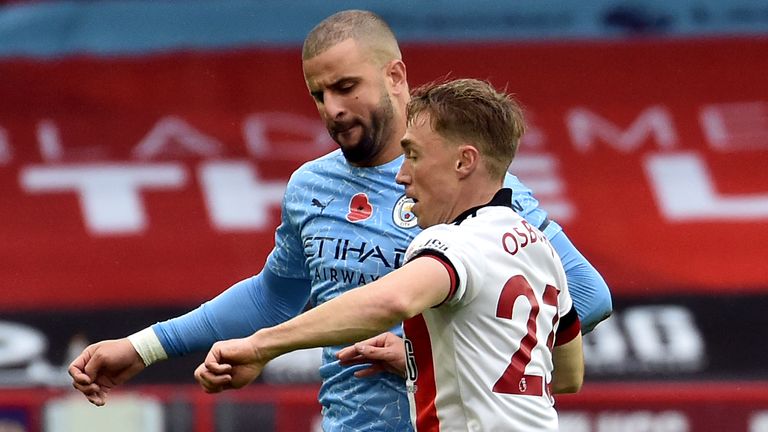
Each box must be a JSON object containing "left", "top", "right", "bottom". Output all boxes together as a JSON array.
[
  {"left": 551, "top": 333, "right": 585, "bottom": 394},
  {"left": 581, "top": 294, "right": 614, "bottom": 334},
  {"left": 600, "top": 291, "right": 614, "bottom": 320},
  {"left": 553, "top": 354, "right": 584, "bottom": 394},
  {"left": 552, "top": 375, "right": 583, "bottom": 394},
  {"left": 385, "top": 293, "right": 419, "bottom": 322},
  {"left": 370, "top": 289, "right": 416, "bottom": 325}
]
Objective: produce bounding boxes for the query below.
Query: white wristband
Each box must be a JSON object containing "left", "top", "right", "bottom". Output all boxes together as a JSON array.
[{"left": 127, "top": 328, "right": 168, "bottom": 367}]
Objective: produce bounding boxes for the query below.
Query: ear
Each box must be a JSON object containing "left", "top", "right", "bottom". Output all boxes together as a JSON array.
[
  {"left": 386, "top": 60, "right": 408, "bottom": 95},
  {"left": 455, "top": 144, "right": 480, "bottom": 179}
]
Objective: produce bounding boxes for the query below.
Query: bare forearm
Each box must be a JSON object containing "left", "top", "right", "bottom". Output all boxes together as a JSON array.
[
  {"left": 250, "top": 284, "right": 408, "bottom": 360},
  {"left": 552, "top": 334, "right": 584, "bottom": 394},
  {"left": 249, "top": 257, "right": 450, "bottom": 362}
]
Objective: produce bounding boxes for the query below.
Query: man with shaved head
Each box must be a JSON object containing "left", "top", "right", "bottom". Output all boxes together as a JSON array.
[
  {"left": 301, "top": 11, "right": 406, "bottom": 167},
  {"left": 302, "top": 10, "right": 402, "bottom": 65},
  {"left": 70, "top": 10, "right": 611, "bottom": 431}
]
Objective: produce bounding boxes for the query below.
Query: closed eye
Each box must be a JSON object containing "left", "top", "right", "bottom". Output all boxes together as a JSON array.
[{"left": 335, "top": 79, "right": 357, "bottom": 94}]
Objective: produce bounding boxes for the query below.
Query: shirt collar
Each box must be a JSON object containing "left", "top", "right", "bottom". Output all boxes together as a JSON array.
[{"left": 451, "top": 188, "right": 513, "bottom": 225}]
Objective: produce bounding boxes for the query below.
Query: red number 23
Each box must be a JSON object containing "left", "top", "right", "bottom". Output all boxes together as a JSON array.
[{"left": 492, "top": 275, "right": 558, "bottom": 396}]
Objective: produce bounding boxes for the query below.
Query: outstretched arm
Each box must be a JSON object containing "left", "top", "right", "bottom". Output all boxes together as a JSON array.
[
  {"left": 195, "top": 257, "right": 449, "bottom": 393},
  {"left": 68, "top": 268, "right": 310, "bottom": 406},
  {"left": 153, "top": 269, "right": 311, "bottom": 357},
  {"left": 548, "top": 230, "right": 612, "bottom": 333}
]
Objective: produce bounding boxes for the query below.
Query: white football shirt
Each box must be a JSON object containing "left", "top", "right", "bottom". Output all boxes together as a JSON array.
[{"left": 402, "top": 188, "right": 580, "bottom": 432}]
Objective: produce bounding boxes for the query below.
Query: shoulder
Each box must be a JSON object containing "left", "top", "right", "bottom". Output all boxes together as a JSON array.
[
  {"left": 414, "top": 223, "right": 463, "bottom": 243},
  {"left": 502, "top": 172, "right": 533, "bottom": 196},
  {"left": 286, "top": 149, "right": 344, "bottom": 189},
  {"left": 292, "top": 149, "right": 344, "bottom": 177},
  {"left": 503, "top": 172, "right": 548, "bottom": 222},
  {"left": 407, "top": 223, "right": 468, "bottom": 259}
]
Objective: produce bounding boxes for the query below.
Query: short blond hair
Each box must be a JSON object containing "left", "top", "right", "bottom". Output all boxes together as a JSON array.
[{"left": 407, "top": 78, "right": 525, "bottom": 180}]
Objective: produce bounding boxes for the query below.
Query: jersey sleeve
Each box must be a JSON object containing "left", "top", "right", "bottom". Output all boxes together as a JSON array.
[
  {"left": 152, "top": 168, "right": 317, "bottom": 357},
  {"left": 152, "top": 269, "right": 310, "bottom": 356},
  {"left": 404, "top": 225, "right": 482, "bottom": 307},
  {"left": 264, "top": 170, "right": 311, "bottom": 279},
  {"left": 548, "top": 230, "right": 612, "bottom": 333}
]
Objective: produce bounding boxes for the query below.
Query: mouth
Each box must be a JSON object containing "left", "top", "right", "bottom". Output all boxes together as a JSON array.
[
  {"left": 331, "top": 121, "right": 357, "bottom": 135},
  {"left": 409, "top": 199, "right": 420, "bottom": 217},
  {"left": 331, "top": 124, "right": 363, "bottom": 145}
]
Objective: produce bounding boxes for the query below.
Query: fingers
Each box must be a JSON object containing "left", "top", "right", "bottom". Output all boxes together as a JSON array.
[
  {"left": 205, "top": 357, "right": 233, "bottom": 375},
  {"left": 353, "top": 343, "right": 397, "bottom": 361},
  {"left": 71, "top": 379, "right": 99, "bottom": 395},
  {"left": 68, "top": 345, "right": 95, "bottom": 381},
  {"left": 361, "top": 333, "right": 390, "bottom": 348},
  {"left": 337, "top": 344, "right": 385, "bottom": 366},
  {"left": 338, "top": 354, "right": 368, "bottom": 367},
  {"left": 337, "top": 343, "right": 392, "bottom": 378},
  {"left": 70, "top": 373, "right": 108, "bottom": 407},
  {"left": 68, "top": 347, "right": 105, "bottom": 404},
  {"left": 71, "top": 380, "right": 105, "bottom": 406},
  {"left": 337, "top": 345, "right": 362, "bottom": 363},
  {"left": 68, "top": 362, "right": 92, "bottom": 386},
  {"left": 195, "top": 362, "right": 232, "bottom": 394},
  {"left": 338, "top": 339, "right": 407, "bottom": 378},
  {"left": 337, "top": 332, "right": 390, "bottom": 362},
  {"left": 85, "top": 390, "right": 108, "bottom": 407}
]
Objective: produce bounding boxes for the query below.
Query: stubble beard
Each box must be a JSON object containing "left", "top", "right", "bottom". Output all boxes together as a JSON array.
[{"left": 337, "top": 93, "right": 396, "bottom": 167}]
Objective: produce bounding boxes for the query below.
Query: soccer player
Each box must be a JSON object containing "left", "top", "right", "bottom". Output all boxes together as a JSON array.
[
  {"left": 196, "top": 78, "right": 583, "bottom": 431},
  {"left": 69, "top": 10, "right": 607, "bottom": 431}
]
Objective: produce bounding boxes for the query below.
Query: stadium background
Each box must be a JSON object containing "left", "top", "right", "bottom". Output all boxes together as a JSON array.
[{"left": 1, "top": 1, "right": 767, "bottom": 430}]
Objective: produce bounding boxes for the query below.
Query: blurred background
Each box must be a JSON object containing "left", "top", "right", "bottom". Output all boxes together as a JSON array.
[{"left": 1, "top": 0, "right": 767, "bottom": 431}]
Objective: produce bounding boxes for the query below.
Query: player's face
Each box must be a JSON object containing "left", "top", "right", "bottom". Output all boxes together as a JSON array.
[
  {"left": 396, "top": 113, "right": 462, "bottom": 229},
  {"left": 303, "top": 38, "right": 398, "bottom": 166}
]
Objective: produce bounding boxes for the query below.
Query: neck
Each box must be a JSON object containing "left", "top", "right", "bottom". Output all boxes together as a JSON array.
[
  {"left": 446, "top": 180, "right": 501, "bottom": 222},
  {"left": 348, "top": 140, "right": 404, "bottom": 167}
]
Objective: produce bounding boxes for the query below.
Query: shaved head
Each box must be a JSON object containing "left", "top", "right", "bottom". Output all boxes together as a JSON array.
[{"left": 302, "top": 10, "right": 401, "bottom": 67}]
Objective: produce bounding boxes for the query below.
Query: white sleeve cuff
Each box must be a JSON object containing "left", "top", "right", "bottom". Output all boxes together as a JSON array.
[{"left": 127, "top": 327, "right": 168, "bottom": 367}]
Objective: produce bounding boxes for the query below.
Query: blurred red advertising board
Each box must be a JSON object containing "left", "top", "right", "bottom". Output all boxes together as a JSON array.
[
  {"left": 1, "top": 37, "right": 767, "bottom": 310},
  {"left": 2, "top": 382, "right": 768, "bottom": 432}
]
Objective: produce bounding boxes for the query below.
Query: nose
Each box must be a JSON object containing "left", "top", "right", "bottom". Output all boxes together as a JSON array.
[
  {"left": 321, "top": 93, "right": 345, "bottom": 120},
  {"left": 395, "top": 163, "right": 410, "bottom": 186}
]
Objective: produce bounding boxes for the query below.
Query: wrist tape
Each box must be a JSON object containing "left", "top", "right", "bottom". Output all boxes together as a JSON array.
[{"left": 127, "top": 327, "right": 168, "bottom": 366}]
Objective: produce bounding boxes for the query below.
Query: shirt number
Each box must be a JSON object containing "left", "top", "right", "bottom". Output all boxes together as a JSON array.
[{"left": 492, "top": 275, "right": 558, "bottom": 396}]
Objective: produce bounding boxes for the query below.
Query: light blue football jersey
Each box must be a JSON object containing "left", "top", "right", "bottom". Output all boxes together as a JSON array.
[{"left": 265, "top": 149, "right": 554, "bottom": 432}]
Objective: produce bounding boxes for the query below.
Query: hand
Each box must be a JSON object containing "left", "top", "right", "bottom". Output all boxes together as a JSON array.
[
  {"left": 337, "top": 332, "right": 406, "bottom": 378},
  {"left": 194, "top": 337, "right": 268, "bottom": 393},
  {"left": 67, "top": 339, "right": 146, "bottom": 406}
]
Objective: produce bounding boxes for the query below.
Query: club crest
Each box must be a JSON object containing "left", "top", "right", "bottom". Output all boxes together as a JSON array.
[{"left": 393, "top": 194, "right": 418, "bottom": 228}]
